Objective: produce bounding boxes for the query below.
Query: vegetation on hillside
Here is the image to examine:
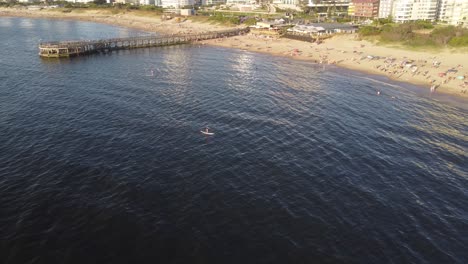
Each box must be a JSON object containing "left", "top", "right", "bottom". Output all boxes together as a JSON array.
[
  {"left": 359, "top": 21, "right": 468, "bottom": 48},
  {"left": 207, "top": 13, "right": 240, "bottom": 25}
]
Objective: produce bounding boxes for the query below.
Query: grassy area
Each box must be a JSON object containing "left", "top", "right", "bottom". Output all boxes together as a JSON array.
[
  {"left": 195, "top": 10, "right": 279, "bottom": 26},
  {"left": 207, "top": 13, "right": 240, "bottom": 25},
  {"left": 359, "top": 21, "right": 468, "bottom": 48},
  {"left": 197, "top": 10, "right": 277, "bottom": 19}
]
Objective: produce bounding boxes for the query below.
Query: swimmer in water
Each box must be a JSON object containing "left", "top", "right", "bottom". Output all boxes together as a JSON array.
[{"left": 377, "top": 90, "right": 381, "bottom": 95}]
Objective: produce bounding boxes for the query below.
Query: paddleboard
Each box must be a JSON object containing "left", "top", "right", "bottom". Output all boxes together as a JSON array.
[{"left": 201, "top": 131, "right": 214, "bottom": 135}]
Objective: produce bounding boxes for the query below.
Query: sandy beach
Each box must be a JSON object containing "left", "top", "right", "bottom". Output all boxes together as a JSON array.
[
  {"left": 204, "top": 33, "right": 468, "bottom": 99},
  {"left": 1, "top": 7, "right": 467, "bottom": 99}
]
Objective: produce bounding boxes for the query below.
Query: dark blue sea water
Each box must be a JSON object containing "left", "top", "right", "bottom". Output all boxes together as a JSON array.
[{"left": 0, "top": 17, "right": 467, "bottom": 264}]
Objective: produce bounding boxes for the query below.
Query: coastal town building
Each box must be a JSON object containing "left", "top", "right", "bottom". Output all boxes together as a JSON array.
[
  {"left": 307, "top": 0, "right": 351, "bottom": 17},
  {"left": 288, "top": 23, "right": 358, "bottom": 34},
  {"left": 378, "top": 0, "right": 394, "bottom": 18},
  {"left": 253, "top": 20, "right": 285, "bottom": 29},
  {"left": 392, "top": 0, "right": 438, "bottom": 22},
  {"left": 410, "top": 0, "right": 438, "bottom": 20},
  {"left": 158, "top": 0, "right": 196, "bottom": 7},
  {"left": 140, "top": 0, "right": 155, "bottom": 4},
  {"left": 351, "top": 0, "right": 379, "bottom": 18},
  {"left": 180, "top": 8, "right": 195, "bottom": 15},
  {"left": 391, "top": 0, "right": 413, "bottom": 21},
  {"left": 201, "top": 0, "right": 226, "bottom": 5},
  {"left": 225, "top": 0, "right": 254, "bottom": 4},
  {"left": 438, "top": 0, "right": 468, "bottom": 26},
  {"left": 348, "top": 2, "right": 355, "bottom": 16},
  {"left": 273, "top": 0, "right": 300, "bottom": 5},
  {"left": 113, "top": 0, "right": 139, "bottom": 4}
]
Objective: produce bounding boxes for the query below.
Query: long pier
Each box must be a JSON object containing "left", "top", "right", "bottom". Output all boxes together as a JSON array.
[{"left": 39, "top": 28, "right": 249, "bottom": 58}]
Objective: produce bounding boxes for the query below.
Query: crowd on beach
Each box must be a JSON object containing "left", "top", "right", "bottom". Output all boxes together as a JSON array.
[
  {"left": 372, "top": 57, "right": 467, "bottom": 94},
  {"left": 1, "top": 7, "right": 467, "bottom": 98},
  {"left": 203, "top": 32, "right": 468, "bottom": 96}
]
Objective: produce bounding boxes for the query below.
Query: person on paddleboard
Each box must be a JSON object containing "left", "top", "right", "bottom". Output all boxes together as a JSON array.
[{"left": 201, "top": 127, "right": 214, "bottom": 135}]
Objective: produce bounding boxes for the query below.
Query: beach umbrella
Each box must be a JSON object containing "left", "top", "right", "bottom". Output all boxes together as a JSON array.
[{"left": 457, "top": 76, "right": 465, "bottom": 80}]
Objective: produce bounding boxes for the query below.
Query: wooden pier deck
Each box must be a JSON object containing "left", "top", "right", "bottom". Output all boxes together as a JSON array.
[{"left": 39, "top": 28, "right": 249, "bottom": 58}]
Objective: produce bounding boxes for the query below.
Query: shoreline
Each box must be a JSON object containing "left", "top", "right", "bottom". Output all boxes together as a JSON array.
[
  {"left": 201, "top": 34, "right": 468, "bottom": 100},
  {"left": 1, "top": 7, "right": 467, "bottom": 100}
]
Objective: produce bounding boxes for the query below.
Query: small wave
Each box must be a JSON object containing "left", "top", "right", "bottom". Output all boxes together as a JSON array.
[
  {"left": 1, "top": 18, "right": 467, "bottom": 264},
  {"left": 348, "top": 74, "right": 404, "bottom": 89}
]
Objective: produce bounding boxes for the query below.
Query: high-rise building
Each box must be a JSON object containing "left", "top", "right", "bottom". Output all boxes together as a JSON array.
[
  {"left": 411, "top": 0, "right": 438, "bottom": 20},
  {"left": 378, "top": 0, "right": 394, "bottom": 18},
  {"left": 438, "top": 0, "right": 468, "bottom": 26},
  {"left": 352, "top": 0, "right": 379, "bottom": 17},
  {"left": 159, "top": 0, "right": 195, "bottom": 7},
  {"left": 391, "top": 0, "right": 412, "bottom": 21},
  {"left": 392, "top": 0, "right": 438, "bottom": 22}
]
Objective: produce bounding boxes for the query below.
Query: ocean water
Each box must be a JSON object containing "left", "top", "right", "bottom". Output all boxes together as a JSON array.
[{"left": 0, "top": 17, "right": 467, "bottom": 264}]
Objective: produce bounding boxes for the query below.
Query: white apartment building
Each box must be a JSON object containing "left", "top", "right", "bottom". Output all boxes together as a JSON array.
[
  {"left": 378, "top": 0, "right": 394, "bottom": 18},
  {"left": 392, "top": 0, "right": 438, "bottom": 22},
  {"left": 392, "top": 0, "right": 415, "bottom": 22},
  {"left": 411, "top": 0, "right": 438, "bottom": 20},
  {"left": 438, "top": 0, "right": 468, "bottom": 26},
  {"left": 159, "top": 0, "right": 195, "bottom": 7},
  {"left": 201, "top": 0, "right": 226, "bottom": 5}
]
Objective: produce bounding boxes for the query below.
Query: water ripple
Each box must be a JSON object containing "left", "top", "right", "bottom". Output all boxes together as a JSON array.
[{"left": 0, "top": 17, "right": 467, "bottom": 264}]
